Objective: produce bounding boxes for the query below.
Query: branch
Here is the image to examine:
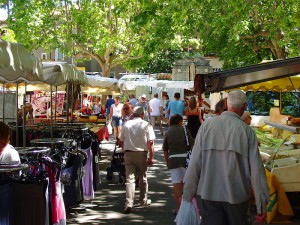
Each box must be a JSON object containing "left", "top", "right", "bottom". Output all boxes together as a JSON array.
[
  {"left": 111, "top": 54, "right": 143, "bottom": 68},
  {"left": 239, "top": 30, "right": 270, "bottom": 40}
]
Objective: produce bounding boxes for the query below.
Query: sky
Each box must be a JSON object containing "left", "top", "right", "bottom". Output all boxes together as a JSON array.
[{"left": 0, "top": 8, "right": 8, "bottom": 20}]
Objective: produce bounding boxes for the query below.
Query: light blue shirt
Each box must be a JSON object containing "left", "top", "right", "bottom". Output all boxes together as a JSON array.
[{"left": 167, "top": 100, "right": 185, "bottom": 117}]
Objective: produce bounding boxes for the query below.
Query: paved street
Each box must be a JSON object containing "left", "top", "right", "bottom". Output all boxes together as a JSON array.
[{"left": 67, "top": 127, "right": 300, "bottom": 225}]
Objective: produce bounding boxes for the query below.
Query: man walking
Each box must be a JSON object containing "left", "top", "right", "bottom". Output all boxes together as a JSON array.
[
  {"left": 129, "top": 94, "right": 138, "bottom": 106},
  {"left": 148, "top": 93, "right": 164, "bottom": 135},
  {"left": 167, "top": 92, "right": 185, "bottom": 119},
  {"left": 182, "top": 90, "right": 270, "bottom": 225},
  {"left": 105, "top": 95, "right": 115, "bottom": 115},
  {"left": 119, "top": 106, "right": 155, "bottom": 214}
]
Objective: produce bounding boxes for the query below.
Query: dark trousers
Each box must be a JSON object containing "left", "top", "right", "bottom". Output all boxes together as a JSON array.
[{"left": 199, "top": 198, "right": 250, "bottom": 225}]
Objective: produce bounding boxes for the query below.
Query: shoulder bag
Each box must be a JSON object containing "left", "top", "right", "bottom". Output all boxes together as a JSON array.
[{"left": 183, "top": 125, "right": 192, "bottom": 168}]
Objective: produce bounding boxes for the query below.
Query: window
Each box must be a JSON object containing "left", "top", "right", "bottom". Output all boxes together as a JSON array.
[{"left": 41, "top": 53, "right": 47, "bottom": 60}]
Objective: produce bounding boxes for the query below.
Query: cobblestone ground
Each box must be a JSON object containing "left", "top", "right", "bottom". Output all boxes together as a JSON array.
[{"left": 67, "top": 128, "right": 300, "bottom": 225}]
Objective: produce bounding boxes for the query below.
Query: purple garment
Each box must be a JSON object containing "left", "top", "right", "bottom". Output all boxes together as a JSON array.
[{"left": 82, "top": 147, "right": 94, "bottom": 199}]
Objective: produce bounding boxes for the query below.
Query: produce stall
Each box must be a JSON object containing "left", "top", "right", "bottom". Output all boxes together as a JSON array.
[{"left": 194, "top": 57, "right": 300, "bottom": 194}]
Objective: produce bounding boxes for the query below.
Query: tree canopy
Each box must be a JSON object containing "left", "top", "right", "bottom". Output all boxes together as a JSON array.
[
  {"left": 2, "top": 0, "right": 300, "bottom": 74},
  {"left": 5, "top": 0, "right": 183, "bottom": 76}
]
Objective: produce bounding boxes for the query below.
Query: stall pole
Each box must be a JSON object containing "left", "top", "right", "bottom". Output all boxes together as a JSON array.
[
  {"left": 71, "top": 82, "right": 74, "bottom": 123},
  {"left": 2, "top": 83, "right": 4, "bottom": 122},
  {"left": 16, "top": 84, "right": 19, "bottom": 147},
  {"left": 66, "top": 82, "right": 70, "bottom": 125},
  {"left": 55, "top": 86, "right": 57, "bottom": 122},
  {"left": 50, "top": 85, "right": 53, "bottom": 140},
  {"left": 22, "top": 83, "right": 27, "bottom": 147}
]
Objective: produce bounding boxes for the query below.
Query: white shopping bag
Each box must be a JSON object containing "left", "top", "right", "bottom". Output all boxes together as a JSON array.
[
  {"left": 175, "top": 198, "right": 201, "bottom": 225},
  {"left": 107, "top": 123, "right": 112, "bottom": 134}
]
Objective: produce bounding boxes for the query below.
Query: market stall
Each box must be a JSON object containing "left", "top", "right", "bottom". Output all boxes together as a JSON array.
[
  {"left": 194, "top": 58, "right": 300, "bottom": 223},
  {"left": 0, "top": 39, "right": 43, "bottom": 146}
]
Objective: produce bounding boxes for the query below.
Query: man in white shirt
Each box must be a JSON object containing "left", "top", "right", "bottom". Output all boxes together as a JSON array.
[
  {"left": 148, "top": 93, "right": 164, "bottom": 135},
  {"left": 0, "top": 121, "right": 20, "bottom": 164},
  {"left": 119, "top": 106, "right": 155, "bottom": 214}
]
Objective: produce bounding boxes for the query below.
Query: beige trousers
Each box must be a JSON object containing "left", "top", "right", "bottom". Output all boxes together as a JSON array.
[{"left": 124, "top": 151, "right": 148, "bottom": 208}]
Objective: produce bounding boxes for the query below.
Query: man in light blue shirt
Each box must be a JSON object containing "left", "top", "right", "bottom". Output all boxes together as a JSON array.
[{"left": 167, "top": 92, "right": 185, "bottom": 118}]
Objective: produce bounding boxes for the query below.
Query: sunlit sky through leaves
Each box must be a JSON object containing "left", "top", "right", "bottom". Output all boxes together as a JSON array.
[{"left": 0, "top": 8, "right": 8, "bottom": 20}]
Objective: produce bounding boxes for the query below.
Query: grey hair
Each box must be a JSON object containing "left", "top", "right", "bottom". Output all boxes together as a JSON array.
[
  {"left": 227, "top": 90, "right": 246, "bottom": 109},
  {"left": 241, "top": 111, "right": 251, "bottom": 121}
]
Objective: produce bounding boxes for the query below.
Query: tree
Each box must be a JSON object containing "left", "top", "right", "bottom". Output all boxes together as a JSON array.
[
  {"left": 194, "top": 0, "right": 300, "bottom": 69},
  {"left": 124, "top": 49, "right": 186, "bottom": 73},
  {"left": 5, "top": 0, "right": 171, "bottom": 77}
]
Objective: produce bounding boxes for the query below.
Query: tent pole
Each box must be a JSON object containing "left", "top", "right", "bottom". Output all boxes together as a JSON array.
[
  {"left": 50, "top": 85, "right": 53, "bottom": 140},
  {"left": 2, "top": 83, "right": 4, "bottom": 122},
  {"left": 71, "top": 83, "right": 74, "bottom": 123},
  {"left": 66, "top": 83, "right": 70, "bottom": 125},
  {"left": 22, "top": 83, "right": 27, "bottom": 147},
  {"left": 16, "top": 84, "right": 19, "bottom": 147},
  {"left": 55, "top": 86, "right": 57, "bottom": 122}
]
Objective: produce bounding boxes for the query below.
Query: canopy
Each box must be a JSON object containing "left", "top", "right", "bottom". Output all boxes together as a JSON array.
[
  {"left": 42, "top": 62, "right": 88, "bottom": 86},
  {"left": 236, "top": 75, "right": 300, "bottom": 92},
  {"left": 0, "top": 39, "right": 42, "bottom": 83},
  {"left": 117, "top": 80, "right": 194, "bottom": 91},
  {"left": 201, "top": 57, "right": 300, "bottom": 93},
  {"left": 85, "top": 75, "right": 117, "bottom": 89}
]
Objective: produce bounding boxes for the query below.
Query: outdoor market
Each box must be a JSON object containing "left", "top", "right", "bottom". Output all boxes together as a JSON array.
[{"left": 1, "top": 1, "right": 300, "bottom": 224}]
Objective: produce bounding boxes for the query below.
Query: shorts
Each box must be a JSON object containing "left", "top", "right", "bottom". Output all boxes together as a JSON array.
[
  {"left": 170, "top": 167, "right": 186, "bottom": 184},
  {"left": 150, "top": 115, "right": 162, "bottom": 126},
  {"left": 111, "top": 116, "right": 123, "bottom": 127}
]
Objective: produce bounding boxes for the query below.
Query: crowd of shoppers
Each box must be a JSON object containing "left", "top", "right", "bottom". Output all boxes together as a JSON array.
[{"left": 75, "top": 90, "right": 269, "bottom": 224}]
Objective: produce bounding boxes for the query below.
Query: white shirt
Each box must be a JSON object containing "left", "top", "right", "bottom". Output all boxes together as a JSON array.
[
  {"left": 0, "top": 144, "right": 20, "bottom": 164},
  {"left": 149, "top": 98, "right": 163, "bottom": 116},
  {"left": 119, "top": 117, "right": 155, "bottom": 152},
  {"left": 82, "top": 98, "right": 90, "bottom": 107},
  {"left": 111, "top": 103, "right": 123, "bottom": 117}
]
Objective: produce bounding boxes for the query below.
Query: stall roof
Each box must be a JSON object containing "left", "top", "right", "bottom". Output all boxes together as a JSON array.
[
  {"left": 202, "top": 57, "right": 300, "bottom": 93},
  {"left": 42, "top": 62, "right": 88, "bottom": 86},
  {"left": 85, "top": 75, "right": 117, "bottom": 89},
  {"left": 0, "top": 39, "right": 43, "bottom": 83},
  {"left": 117, "top": 80, "right": 194, "bottom": 91}
]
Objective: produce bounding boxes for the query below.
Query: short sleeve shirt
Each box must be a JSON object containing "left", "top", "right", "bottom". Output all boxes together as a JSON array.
[{"left": 119, "top": 117, "right": 155, "bottom": 151}]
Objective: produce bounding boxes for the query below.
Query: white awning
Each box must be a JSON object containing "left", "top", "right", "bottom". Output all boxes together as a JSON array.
[
  {"left": 0, "top": 39, "right": 42, "bottom": 83},
  {"left": 42, "top": 62, "right": 88, "bottom": 86},
  {"left": 118, "top": 80, "right": 194, "bottom": 90},
  {"left": 85, "top": 75, "right": 117, "bottom": 88}
]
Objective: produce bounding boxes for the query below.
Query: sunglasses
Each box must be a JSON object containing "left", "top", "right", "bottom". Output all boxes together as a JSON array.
[{"left": 123, "top": 108, "right": 129, "bottom": 110}]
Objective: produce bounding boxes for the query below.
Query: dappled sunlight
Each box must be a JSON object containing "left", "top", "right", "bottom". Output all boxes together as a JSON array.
[{"left": 67, "top": 125, "right": 177, "bottom": 224}]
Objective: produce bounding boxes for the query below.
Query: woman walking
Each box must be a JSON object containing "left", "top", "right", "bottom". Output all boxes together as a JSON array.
[
  {"left": 109, "top": 96, "right": 123, "bottom": 140},
  {"left": 186, "top": 96, "right": 203, "bottom": 139},
  {"left": 162, "top": 114, "right": 194, "bottom": 214}
]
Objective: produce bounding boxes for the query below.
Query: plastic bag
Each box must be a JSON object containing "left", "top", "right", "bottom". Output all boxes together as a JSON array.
[
  {"left": 175, "top": 198, "right": 201, "bottom": 225},
  {"left": 107, "top": 123, "right": 112, "bottom": 134}
]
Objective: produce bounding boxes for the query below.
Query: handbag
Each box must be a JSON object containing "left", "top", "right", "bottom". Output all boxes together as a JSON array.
[{"left": 183, "top": 125, "right": 192, "bottom": 168}]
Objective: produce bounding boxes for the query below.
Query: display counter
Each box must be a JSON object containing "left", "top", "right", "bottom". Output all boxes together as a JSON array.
[
  {"left": 264, "top": 120, "right": 300, "bottom": 133},
  {"left": 260, "top": 120, "right": 300, "bottom": 192}
]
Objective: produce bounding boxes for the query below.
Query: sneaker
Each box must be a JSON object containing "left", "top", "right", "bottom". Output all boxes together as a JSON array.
[
  {"left": 123, "top": 207, "right": 132, "bottom": 214},
  {"left": 140, "top": 199, "right": 151, "bottom": 206}
]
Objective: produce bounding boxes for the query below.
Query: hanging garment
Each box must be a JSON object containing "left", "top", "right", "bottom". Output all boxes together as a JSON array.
[{"left": 81, "top": 146, "right": 94, "bottom": 200}]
